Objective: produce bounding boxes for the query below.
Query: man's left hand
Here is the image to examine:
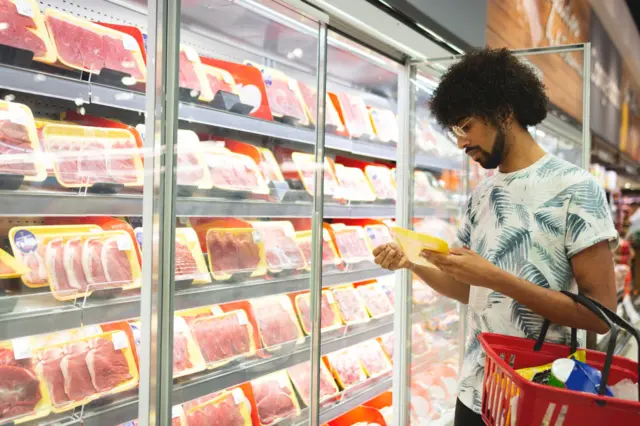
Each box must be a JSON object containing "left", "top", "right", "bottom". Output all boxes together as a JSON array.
[{"left": 420, "top": 247, "right": 502, "bottom": 289}]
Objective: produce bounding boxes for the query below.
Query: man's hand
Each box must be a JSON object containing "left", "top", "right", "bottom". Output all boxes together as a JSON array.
[
  {"left": 373, "top": 243, "right": 413, "bottom": 271},
  {"left": 420, "top": 247, "right": 502, "bottom": 288}
]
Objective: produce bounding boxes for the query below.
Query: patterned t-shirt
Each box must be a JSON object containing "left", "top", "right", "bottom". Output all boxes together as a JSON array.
[{"left": 456, "top": 154, "right": 618, "bottom": 413}]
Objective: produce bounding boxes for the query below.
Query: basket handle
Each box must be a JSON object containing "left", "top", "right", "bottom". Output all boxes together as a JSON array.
[{"left": 534, "top": 290, "right": 618, "bottom": 398}]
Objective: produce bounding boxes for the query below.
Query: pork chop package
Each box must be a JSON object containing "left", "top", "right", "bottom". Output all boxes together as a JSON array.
[
  {"left": 331, "top": 285, "right": 371, "bottom": 325},
  {"left": 0, "top": 339, "right": 51, "bottom": 424},
  {"left": 369, "top": 108, "right": 399, "bottom": 144},
  {"left": 364, "top": 165, "right": 396, "bottom": 201},
  {"left": 377, "top": 275, "right": 395, "bottom": 305},
  {"left": 201, "top": 144, "right": 270, "bottom": 196},
  {"left": 0, "top": 0, "right": 57, "bottom": 64},
  {"left": 249, "top": 221, "right": 307, "bottom": 274},
  {"left": 326, "top": 349, "right": 368, "bottom": 390},
  {"left": 205, "top": 227, "right": 266, "bottom": 280},
  {"left": 250, "top": 371, "right": 301, "bottom": 425},
  {"left": 294, "top": 228, "right": 342, "bottom": 272},
  {"left": 287, "top": 360, "right": 340, "bottom": 406},
  {"left": 0, "top": 247, "right": 29, "bottom": 279},
  {"left": 293, "top": 290, "right": 342, "bottom": 335},
  {"left": 44, "top": 9, "right": 146, "bottom": 81},
  {"left": 245, "top": 63, "right": 309, "bottom": 127},
  {"left": 40, "top": 123, "right": 144, "bottom": 188},
  {"left": 33, "top": 329, "right": 138, "bottom": 413},
  {"left": 0, "top": 100, "right": 47, "bottom": 181},
  {"left": 256, "top": 146, "right": 285, "bottom": 183},
  {"left": 250, "top": 295, "right": 304, "bottom": 351},
  {"left": 354, "top": 340, "right": 392, "bottom": 378},
  {"left": 356, "top": 282, "right": 393, "bottom": 318},
  {"left": 335, "top": 93, "right": 376, "bottom": 139},
  {"left": 334, "top": 164, "right": 377, "bottom": 202},
  {"left": 297, "top": 81, "right": 344, "bottom": 131},
  {"left": 331, "top": 226, "right": 375, "bottom": 265},
  {"left": 183, "top": 388, "right": 252, "bottom": 426},
  {"left": 178, "top": 45, "right": 214, "bottom": 101},
  {"left": 290, "top": 152, "right": 341, "bottom": 198},
  {"left": 364, "top": 224, "right": 394, "bottom": 251},
  {"left": 201, "top": 64, "right": 238, "bottom": 98}
]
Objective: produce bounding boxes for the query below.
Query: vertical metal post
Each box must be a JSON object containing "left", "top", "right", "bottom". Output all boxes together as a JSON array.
[
  {"left": 138, "top": 0, "right": 181, "bottom": 424},
  {"left": 392, "top": 62, "right": 416, "bottom": 426},
  {"left": 308, "top": 21, "right": 328, "bottom": 426},
  {"left": 582, "top": 42, "right": 592, "bottom": 170},
  {"left": 458, "top": 156, "right": 470, "bottom": 373}
]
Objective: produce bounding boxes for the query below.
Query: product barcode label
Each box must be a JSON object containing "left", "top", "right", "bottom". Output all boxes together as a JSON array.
[
  {"left": 12, "top": 337, "right": 32, "bottom": 360},
  {"left": 325, "top": 291, "right": 335, "bottom": 304},
  {"left": 222, "top": 72, "right": 234, "bottom": 85},
  {"left": 122, "top": 34, "right": 138, "bottom": 51},
  {"left": 232, "top": 387, "right": 244, "bottom": 405},
  {"left": 210, "top": 305, "right": 224, "bottom": 316},
  {"left": 173, "top": 317, "right": 187, "bottom": 334},
  {"left": 184, "top": 47, "right": 198, "bottom": 62},
  {"left": 287, "top": 78, "right": 297, "bottom": 92},
  {"left": 112, "top": 331, "right": 129, "bottom": 350},
  {"left": 8, "top": 104, "right": 28, "bottom": 126},
  {"left": 278, "top": 374, "right": 288, "bottom": 388},
  {"left": 171, "top": 405, "right": 183, "bottom": 418},
  {"left": 236, "top": 311, "right": 247, "bottom": 325},
  {"left": 117, "top": 235, "right": 133, "bottom": 251},
  {"left": 252, "top": 231, "right": 261, "bottom": 243},
  {"left": 15, "top": 0, "right": 35, "bottom": 18}
]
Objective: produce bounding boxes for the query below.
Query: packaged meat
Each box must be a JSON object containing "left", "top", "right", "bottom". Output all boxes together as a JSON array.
[
  {"left": 184, "top": 388, "right": 252, "bottom": 426},
  {"left": 369, "top": 108, "right": 399, "bottom": 143},
  {"left": 246, "top": 63, "right": 309, "bottom": 126},
  {"left": 201, "top": 64, "right": 238, "bottom": 97},
  {"left": 294, "top": 229, "right": 342, "bottom": 271},
  {"left": 414, "top": 170, "right": 448, "bottom": 203},
  {"left": 251, "top": 371, "right": 301, "bottom": 425},
  {"left": 392, "top": 226, "right": 449, "bottom": 269},
  {"left": 332, "top": 226, "right": 374, "bottom": 265},
  {"left": 327, "top": 349, "right": 367, "bottom": 390},
  {"left": 411, "top": 324, "right": 429, "bottom": 356},
  {"left": 379, "top": 333, "right": 394, "bottom": 359},
  {"left": 412, "top": 279, "right": 437, "bottom": 305},
  {"left": 0, "top": 100, "right": 47, "bottom": 181},
  {"left": 256, "top": 147, "right": 285, "bottom": 183},
  {"left": 206, "top": 227, "right": 265, "bottom": 280},
  {"left": 331, "top": 285, "right": 370, "bottom": 325},
  {"left": 250, "top": 221, "right": 306, "bottom": 273},
  {"left": 364, "top": 224, "right": 394, "bottom": 250},
  {"left": 0, "top": 0, "right": 57, "bottom": 64},
  {"left": 287, "top": 360, "right": 339, "bottom": 406},
  {"left": 44, "top": 9, "right": 146, "bottom": 81},
  {"left": 356, "top": 283, "right": 393, "bottom": 318},
  {"left": 377, "top": 275, "right": 395, "bottom": 305},
  {"left": 250, "top": 296, "right": 304, "bottom": 350},
  {"left": 179, "top": 46, "right": 214, "bottom": 101},
  {"left": 0, "top": 247, "right": 28, "bottom": 279},
  {"left": 294, "top": 290, "right": 342, "bottom": 335},
  {"left": 336, "top": 93, "right": 376, "bottom": 139},
  {"left": 297, "top": 81, "right": 344, "bottom": 131},
  {"left": 291, "top": 152, "right": 340, "bottom": 197},
  {"left": 0, "top": 340, "right": 50, "bottom": 423},
  {"left": 334, "top": 164, "right": 377, "bottom": 202},
  {"left": 202, "top": 145, "right": 270, "bottom": 195},
  {"left": 41, "top": 123, "right": 144, "bottom": 188},
  {"left": 364, "top": 165, "right": 396, "bottom": 200},
  {"left": 354, "top": 340, "right": 392, "bottom": 378}
]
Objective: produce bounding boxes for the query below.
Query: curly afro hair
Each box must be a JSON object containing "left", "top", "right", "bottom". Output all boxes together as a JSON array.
[{"left": 429, "top": 48, "right": 548, "bottom": 130}]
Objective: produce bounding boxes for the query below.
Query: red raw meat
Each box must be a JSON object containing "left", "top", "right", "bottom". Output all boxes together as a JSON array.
[
  {"left": 334, "top": 229, "right": 372, "bottom": 261},
  {"left": 251, "top": 374, "right": 298, "bottom": 425},
  {"left": 102, "top": 35, "right": 145, "bottom": 80},
  {"left": 337, "top": 93, "right": 370, "bottom": 138},
  {"left": 297, "top": 237, "right": 337, "bottom": 267},
  {"left": 175, "top": 241, "right": 198, "bottom": 279},
  {"left": 22, "top": 246, "right": 47, "bottom": 285},
  {"left": 355, "top": 341, "right": 391, "bottom": 377},
  {"left": 82, "top": 238, "right": 108, "bottom": 287},
  {"left": 185, "top": 391, "right": 246, "bottom": 426},
  {"left": 107, "top": 140, "right": 138, "bottom": 184},
  {"left": 179, "top": 50, "right": 202, "bottom": 91},
  {"left": 328, "top": 351, "right": 367, "bottom": 389},
  {"left": 60, "top": 342, "right": 95, "bottom": 401},
  {"left": 208, "top": 155, "right": 260, "bottom": 190},
  {"left": 46, "top": 238, "right": 74, "bottom": 294},
  {"left": 253, "top": 225, "right": 305, "bottom": 271},
  {"left": 173, "top": 332, "right": 193, "bottom": 374},
  {"left": 296, "top": 292, "right": 339, "bottom": 333},
  {"left": 86, "top": 337, "right": 132, "bottom": 392},
  {"left": 101, "top": 237, "right": 133, "bottom": 286},
  {"left": 264, "top": 78, "right": 306, "bottom": 122},
  {"left": 207, "top": 231, "right": 260, "bottom": 275},
  {"left": 0, "top": 119, "right": 38, "bottom": 176},
  {"left": 0, "top": 0, "right": 47, "bottom": 58},
  {"left": 35, "top": 347, "right": 69, "bottom": 406},
  {"left": 76, "top": 26, "right": 105, "bottom": 72},
  {"left": 188, "top": 312, "right": 252, "bottom": 365},
  {"left": 357, "top": 284, "right": 393, "bottom": 317},
  {"left": 64, "top": 238, "right": 90, "bottom": 291},
  {"left": 333, "top": 287, "right": 369, "bottom": 324},
  {"left": 177, "top": 151, "right": 204, "bottom": 185},
  {"left": 287, "top": 361, "right": 338, "bottom": 405},
  {"left": 252, "top": 297, "right": 301, "bottom": 348},
  {"left": 0, "top": 366, "right": 41, "bottom": 420},
  {"left": 45, "top": 16, "right": 84, "bottom": 67},
  {"left": 205, "top": 73, "right": 234, "bottom": 96}
]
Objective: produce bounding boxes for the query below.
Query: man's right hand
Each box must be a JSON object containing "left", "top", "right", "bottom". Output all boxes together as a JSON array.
[{"left": 373, "top": 243, "right": 413, "bottom": 271}]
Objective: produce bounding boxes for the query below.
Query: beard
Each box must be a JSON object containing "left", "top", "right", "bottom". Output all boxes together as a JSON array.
[{"left": 474, "top": 128, "right": 507, "bottom": 169}]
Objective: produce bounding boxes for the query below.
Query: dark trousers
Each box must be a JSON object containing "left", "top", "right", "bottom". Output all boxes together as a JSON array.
[{"left": 454, "top": 398, "right": 484, "bottom": 426}]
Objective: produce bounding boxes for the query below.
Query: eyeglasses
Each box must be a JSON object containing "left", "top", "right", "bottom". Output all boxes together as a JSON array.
[{"left": 447, "top": 117, "right": 473, "bottom": 143}]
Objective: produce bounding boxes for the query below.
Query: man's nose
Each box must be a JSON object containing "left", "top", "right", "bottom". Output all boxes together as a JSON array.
[{"left": 457, "top": 137, "right": 470, "bottom": 150}]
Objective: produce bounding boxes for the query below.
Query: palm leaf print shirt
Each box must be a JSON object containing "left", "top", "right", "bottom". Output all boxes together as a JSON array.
[{"left": 457, "top": 154, "right": 618, "bottom": 413}]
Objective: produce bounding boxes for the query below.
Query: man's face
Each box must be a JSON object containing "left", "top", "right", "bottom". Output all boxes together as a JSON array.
[{"left": 452, "top": 118, "right": 506, "bottom": 170}]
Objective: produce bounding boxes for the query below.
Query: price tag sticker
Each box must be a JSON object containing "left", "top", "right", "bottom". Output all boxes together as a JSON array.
[
  {"left": 210, "top": 306, "right": 224, "bottom": 316},
  {"left": 222, "top": 72, "right": 234, "bottom": 85},
  {"left": 325, "top": 291, "right": 335, "bottom": 304},
  {"left": 122, "top": 34, "right": 139, "bottom": 51},
  {"left": 236, "top": 311, "right": 247, "bottom": 325},
  {"left": 112, "top": 331, "right": 129, "bottom": 350},
  {"left": 15, "top": 0, "right": 35, "bottom": 18},
  {"left": 252, "top": 231, "right": 261, "bottom": 243},
  {"left": 278, "top": 374, "right": 288, "bottom": 388},
  {"left": 12, "top": 337, "right": 32, "bottom": 360},
  {"left": 174, "top": 317, "right": 187, "bottom": 334},
  {"left": 184, "top": 47, "right": 198, "bottom": 62},
  {"left": 232, "top": 387, "right": 244, "bottom": 405},
  {"left": 117, "top": 235, "right": 133, "bottom": 251},
  {"left": 171, "top": 405, "right": 183, "bottom": 418},
  {"left": 287, "top": 78, "right": 297, "bottom": 92},
  {"left": 8, "top": 104, "right": 28, "bottom": 126}
]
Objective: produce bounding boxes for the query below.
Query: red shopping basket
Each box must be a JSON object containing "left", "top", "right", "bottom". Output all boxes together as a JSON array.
[{"left": 478, "top": 291, "right": 640, "bottom": 426}]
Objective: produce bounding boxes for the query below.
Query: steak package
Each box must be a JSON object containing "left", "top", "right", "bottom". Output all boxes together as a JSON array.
[
  {"left": 179, "top": 46, "right": 214, "bottom": 101},
  {"left": 336, "top": 93, "right": 376, "bottom": 139},
  {"left": 291, "top": 152, "right": 340, "bottom": 198},
  {"left": 364, "top": 224, "right": 394, "bottom": 250},
  {"left": 205, "top": 227, "right": 265, "bottom": 280},
  {"left": 377, "top": 275, "right": 395, "bottom": 305},
  {"left": 356, "top": 283, "right": 393, "bottom": 318},
  {"left": 183, "top": 388, "right": 252, "bottom": 426},
  {"left": 331, "top": 285, "right": 370, "bottom": 325},
  {"left": 294, "top": 229, "right": 342, "bottom": 271},
  {"left": 0, "top": 247, "right": 28, "bottom": 279},
  {"left": 379, "top": 333, "right": 394, "bottom": 360},
  {"left": 9, "top": 225, "right": 141, "bottom": 299},
  {"left": 293, "top": 290, "right": 342, "bottom": 335},
  {"left": 327, "top": 349, "right": 367, "bottom": 390},
  {"left": 40, "top": 123, "right": 144, "bottom": 188},
  {"left": 287, "top": 360, "right": 339, "bottom": 406},
  {"left": 0, "top": 100, "right": 47, "bottom": 181},
  {"left": 0, "top": 340, "right": 50, "bottom": 423},
  {"left": 201, "top": 64, "right": 238, "bottom": 98},
  {"left": 250, "top": 221, "right": 306, "bottom": 273},
  {"left": 0, "top": 0, "right": 57, "bottom": 64},
  {"left": 250, "top": 296, "right": 304, "bottom": 351},
  {"left": 250, "top": 371, "right": 301, "bottom": 425},
  {"left": 334, "top": 164, "right": 376, "bottom": 202},
  {"left": 256, "top": 146, "right": 285, "bottom": 183},
  {"left": 202, "top": 145, "right": 270, "bottom": 195},
  {"left": 354, "top": 340, "right": 392, "bottom": 378},
  {"left": 369, "top": 108, "right": 399, "bottom": 143},
  {"left": 33, "top": 329, "right": 138, "bottom": 413},
  {"left": 44, "top": 9, "right": 146, "bottom": 81},
  {"left": 332, "top": 226, "right": 374, "bottom": 265},
  {"left": 297, "top": 81, "right": 344, "bottom": 131},
  {"left": 364, "top": 165, "right": 396, "bottom": 201}
]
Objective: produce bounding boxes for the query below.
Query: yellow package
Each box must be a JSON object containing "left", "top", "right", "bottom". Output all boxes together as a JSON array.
[
  {"left": 516, "top": 350, "right": 587, "bottom": 381},
  {"left": 251, "top": 371, "right": 301, "bottom": 426},
  {"left": 205, "top": 227, "right": 267, "bottom": 280},
  {"left": 250, "top": 295, "right": 305, "bottom": 351},
  {"left": 294, "top": 290, "right": 343, "bottom": 335},
  {"left": 184, "top": 388, "right": 252, "bottom": 425},
  {"left": 392, "top": 226, "right": 450, "bottom": 267},
  {"left": 331, "top": 284, "right": 371, "bottom": 325},
  {"left": 0, "top": 247, "right": 29, "bottom": 279}
]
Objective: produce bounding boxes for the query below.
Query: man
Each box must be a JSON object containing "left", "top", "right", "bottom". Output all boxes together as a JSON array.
[{"left": 373, "top": 48, "right": 617, "bottom": 426}]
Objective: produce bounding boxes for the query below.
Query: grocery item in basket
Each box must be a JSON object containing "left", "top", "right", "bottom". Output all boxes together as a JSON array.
[
  {"left": 392, "top": 227, "right": 449, "bottom": 268},
  {"left": 365, "top": 165, "right": 396, "bottom": 200},
  {"left": 295, "top": 229, "right": 342, "bottom": 270},
  {"left": 250, "top": 221, "right": 306, "bottom": 273},
  {"left": 179, "top": 46, "right": 214, "bottom": 101},
  {"left": 206, "top": 228, "right": 264, "bottom": 280},
  {"left": 365, "top": 225, "right": 394, "bottom": 250},
  {"left": 333, "top": 226, "right": 374, "bottom": 264},
  {"left": 291, "top": 152, "right": 340, "bottom": 197},
  {"left": 336, "top": 93, "right": 375, "bottom": 139},
  {"left": 294, "top": 290, "right": 342, "bottom": 334},
  {"left": 332, "top": 285, "right": 370, "bottom": 324},
  {"left": 334, "top": 164, "right": 377, "bottom": 202},
  {"left": 369, "top": 108, "right": 399, "bottom": 143},
  {"left": 0, "top": 100, "right": 46, "bottom": 181},
  {"left": 297, "top": 81, "right": 344, "bottom": 130},
  {"left": 357, "top": 283, "right": 393, "bottom": 317},
  {"left": 287, "top": 360, "right": 339, "bottom": 406},
  {"left": 184, "top": 388, "right": 252, "bottom": 426},
  {"left": 515, "top": 351, "right": 587, "bottom": 384},
  {"left": 250, "top": 296, "right": 303, "bottom": 350},
  {"left": 355, "top": 340, "right": 392, "bottom": 378},
  {"left": 202, "top": 146, "right": 270, "bottom": 195},
  {"left": 549, "top": 358, "right": 613, "bottom": 396},
  {"left": 327, "top": 350, "right": 367, "bottom": 390},
  {"left": 251, "top": 371, "right": 301, "bottom": 425},
  {"left": 44, "top": 9, "right": 145, "bottom": 80},
  {"left": 0, "top": 248, "right": 28, "bottom": 279},
  {"left": 0, "top": 0, "right": 57, "bottom": 64},
  {"left": 201, "top": 64, "right": 238, "bottom": 97}
]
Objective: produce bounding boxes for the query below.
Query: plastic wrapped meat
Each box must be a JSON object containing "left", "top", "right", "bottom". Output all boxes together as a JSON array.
[
  {"left": 333, "top": 227, "right": 374, "bottom": 264},
  {"left": 370, "top": 108, "right": 399, "bottom": 143},
  {"left": 0, "top": 101, "right": 45, "bottom": 180},
  {"left": 185, "top": 389, "right": 251, "bottom": 426},
  {"left": 251, "top": 296, "right": 302, "bottom": 349},
  {"left": 188, "top": 310, "right": 254, "bottom": 367},
  {"left": 59, "top": 342, "right": 95, "bottom": 401},
  {"left": 251, "top": 371, "right": 300, "bottom": 425},
  {"left": 380, "top": 333, "right": 394, "bottom": 359},
  {"left": 201, "top": 64, "right": 237, "bottom": 97},
  {"left": 1, "top": 346, "right": 44, "bottom": 422},
  {"left": 332, "top": 286, "right": 370, "bottom": 324},
  {"left": 174, "top": 240, "right": 198, "bottom": 280},
  {"left": 295, "top": 291, "right": 341, "bottom": 334},
  {"left": 287, "top": 361, "right": 339, "bottom": 406},
  {"left": 206, "top": 229, "right": 261, "bottom": 278},
  {"left": 250, "top": 65, "right": 308, "bottom": 126},
  {"left": 0, "top": 0, "right": 56, "bottom": 63},
  {"left": 357, "top": 284, "right": 393, "bottom": 317},
  {"left": 413, "top": 279, "right": 437, "bottom": 305},
  {"left": 378, "top": 276, "right": 395, "bottom": 305},
  {"left": 291, "top": 153, "right": 340, "bottom": 197},
  {"left": 205, "top": 151, "right": 269, "bottom": 194},
  {"left": 337, "top": 93, "right": 375, "bottom": 139},
  {"left": 365, "top": 165, "right": 396, "bottom": 200},
  {"left": 365, "top": 225, "right": 393, "bottom": 250},
  {"left": 327, "top": 350, "right": 367, "bottom": 390},
  {"left": 295, "top": 230, "right": 340, "bottom": 269},
  {"left": 334, "top": 164, "right": 377, "bottom": 202},
  {"left": 85, "top": 337, "right": 132, "bottom": 392},
  {"left": 354, "top": 341, "right": 391, "bottom": 377},
  {"left": 178, "top": 46, "right": 213, "bottom": 101},
  {"left": 411, "top": 324, "right": 429, "bottom": 356},
  {"left": 251, "top": 222, "right": 306, "bottom": 272},
  {"left": 297, "top": 81, "right": 343, "bottom": 129}
]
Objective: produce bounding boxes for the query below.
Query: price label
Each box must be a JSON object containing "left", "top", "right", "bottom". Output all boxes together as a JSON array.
[
  {"left": 12, "top": 337, "right": 32, "bottom": 360},
  {"left": 279, "top": 297, "right": 291, "bottom": 311},
  {"left": 122, "top": 34, "right": 138, "bottom": 51},
  {"left": 222, "top": 72, "right": 234, "bottom": 86},
  {"left": 236, "top": 311, "right": 247, "bottom": 325},
  {"left": 184, "top": 47, "right": 198, "bottom": 62},
  {"left": 210, "top": 306, "right": 224, "bottom": 316},
  {"left": 232, "top": 387, "right": 244, "bottom": 405},
  {"left": 278, "top": 374, "right": 288, "bottom": 388},
  {"left": 112, "top": 331, "right": 129, "bottom": 350},
  {"left": 15, "top": 0, "right": 35, "bottom": 18},
  {"left": 252, "top": 231, "right": 261, "bottom": 243},
  {"left": 287, "top": 78, "right": 297, "bottom": 92},
  {"left": 171, "top": 405, "right": 183, "bottom": 418},
  {"left": 174, "top": 317, "right": 187, "bottom": 334},
  {"left": 325, "top": 291, "right": 335, "bottom": 304},
  {"left": 117, "top": 235, "right": 133, "bottom": 251},
  {"left": 8, "top": 104, "right": 28, "bottom": 126}
]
